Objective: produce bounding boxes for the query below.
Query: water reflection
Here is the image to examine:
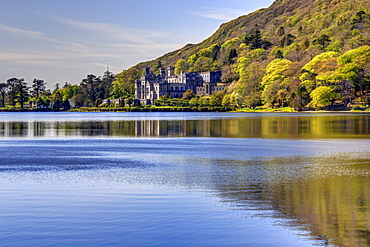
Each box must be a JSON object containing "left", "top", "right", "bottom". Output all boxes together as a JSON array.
[
  {"left": 0, "top": 113, "right": 369, "bottom": 138},
  {"left": 205, "top": 154, "right": 370, "bottom": 247}
]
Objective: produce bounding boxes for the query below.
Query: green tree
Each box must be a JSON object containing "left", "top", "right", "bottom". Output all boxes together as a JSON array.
[
  {"left": 335, "top": 46, "right": 370, "bottom": 95},
  {"left": 275, "top": 49, "right": 283, "bottom": 59},
  {"left": 209, "top": 91, "right": 225, "bottom": 106},
  {"left": 7, "top": 78, "right": 30, "bottom": 108},
  {"left": 300, "top": 51, "right": 338, "bottom": 91},
  {"left": 308, "top": 86, "right": 336, "bottom": 109},
  {"left": 261, "top": 59, "right": 292, "bottom": 106},
  {"left": 174, "top": 59, "right": 189, "bottom": 74},
  {"left": 228, "top": 49, "right": 237, "bottom": 64},
  {"left": 0, "top": 83, "right": 6, "bottom": 107},
  {"left": 182, "top": 89, "right": 195, "bottom": 100},
  {"left": 313, "top": 34, "right": 331, "bottom": 51},
  {"left": 211, "top": 44, "right": 221, "bottom": 60},
  {"left": 112, "top": 67, "right": 140, "bottom": 99},
  {"left": 126, "top": 97, "right": 134, "bottom": 107},
  {"left": 101, "top": 70, "right": 115, "bottom": 98},
  {"left": 192, "top": 57, "right": 213, "bottom": 72},
  {"left": 243, "top": 30, "right": 272, "bottom": 50},
  {"left": 31, "top": 79, "right": 46, "bottom": 99},
  {"left": 78, "top": 74, "right": 104, "bottom": 106},
  {"left": 235, "top": 62, "right": 264, "bottom": 108}
]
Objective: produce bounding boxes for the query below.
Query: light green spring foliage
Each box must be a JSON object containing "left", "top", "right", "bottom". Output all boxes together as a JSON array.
[
  {"left": 221, "top": 37, "right": 241, "bottom": 48},
  {"left": 261, "top": 59, "right": 292, "bottom": 87},
  {"left": 301, "top": 51, "right": 339, "bottom": 72},
  {"left": 299, "top": 52, "right": 339, "bottom": 90},
  {"left": 308, "top": 86, "right": 336, "bottom": 108},
  {"left": 174, "top": 59, "right": 189, "bottom": 74},
  {"left": 337, "top": 46, "right": 370, "bottom": 65},
  {"left": 327, "top": 46, "right": 370, "bottom": 84},
  {"left": 112, "top": 67, "right": 140, "bottom": 99},
  {"left": 58, "top": 85, "right": 79, "bottom": 102},
  {"left": 261, "top": 59, "right": 292, "bottom": 105}
]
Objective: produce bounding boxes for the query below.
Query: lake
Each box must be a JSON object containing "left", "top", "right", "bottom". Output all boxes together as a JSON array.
[{"left": 0, "top": 112, "right": 369, "bottom": 246}]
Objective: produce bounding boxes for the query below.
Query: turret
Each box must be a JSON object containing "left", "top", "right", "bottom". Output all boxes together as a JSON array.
[
  {"left": 159, "top": 67, "right": 166, "bottom": 77},
  {"left": 168, "top": 66, "right": 175, "bottom": 76}
]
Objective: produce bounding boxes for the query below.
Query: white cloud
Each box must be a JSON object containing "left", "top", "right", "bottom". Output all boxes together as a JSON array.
[
  {"left": 0, "top": 23, "right": 87, "bottom": 52},
  {"left": 55, "top": 17, "right": 171, "bottom": 45},
  {"left": 190, "top": 8, "right": 249, "bottom": 21}
]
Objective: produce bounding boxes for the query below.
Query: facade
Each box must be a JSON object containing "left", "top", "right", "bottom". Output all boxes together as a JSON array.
[{"left": 135, "top": 67, "right": 224, "bottom": 105}]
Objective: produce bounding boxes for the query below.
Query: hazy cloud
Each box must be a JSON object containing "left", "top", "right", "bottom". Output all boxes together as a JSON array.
[
  {"left": 0, "top": 24, "right": 87, "bottom": 52},
  {"left": 55, "top": 17, "right": 171, "bottom": 45}
]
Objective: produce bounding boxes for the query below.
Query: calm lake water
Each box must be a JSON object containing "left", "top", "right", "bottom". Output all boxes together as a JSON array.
[{"left": 0, "top": 112, "right": 370, "bottom": 246}]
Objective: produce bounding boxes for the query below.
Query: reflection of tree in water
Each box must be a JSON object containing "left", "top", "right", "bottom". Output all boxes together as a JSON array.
[
  {"left": 0, "top": 114, "right": 369, "bottom": 138},
  {"left": 207, "top": 155, "right": 370, "bottom": 247}
]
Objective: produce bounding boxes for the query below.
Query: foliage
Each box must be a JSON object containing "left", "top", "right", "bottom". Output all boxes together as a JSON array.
[
  {"left": 112, "top": 67, "right": 139, "bottom": 99},
  {"left": 31, "top": 79, "right": 46, "bottom": 99},
  {"left": 182, "top": 89, "right": 195, "bottom": 100},
  {"left": 308, "top": 86, "right": 336, "bottom": 109},
  {"left": 174, "top": 59, "right": 189, "bottom": 74}
]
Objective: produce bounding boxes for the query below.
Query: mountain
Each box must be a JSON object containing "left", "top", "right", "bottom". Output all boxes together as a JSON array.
[
  {"left": 136, "top": 0, "right": 368, "bottom": 68},
  {"left": 117, "top": 0, "right": 370, "bottom": 110}
]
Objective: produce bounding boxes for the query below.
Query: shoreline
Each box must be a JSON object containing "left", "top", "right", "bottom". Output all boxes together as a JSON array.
[{"left": 1, "top": 107, "right": 370, "bottom": 114}]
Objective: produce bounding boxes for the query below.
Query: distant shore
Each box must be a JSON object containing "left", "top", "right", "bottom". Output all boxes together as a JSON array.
[{"left": 1, "top": 106, "right": 370, "bottom": 113}]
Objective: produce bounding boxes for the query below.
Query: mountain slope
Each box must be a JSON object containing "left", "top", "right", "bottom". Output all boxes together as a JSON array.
[
  {"left": 136, "top": 0, "right": 369, "bottom": 70},
  {"left": 118, "top": 0, "right": 370, "bottom": 109}
]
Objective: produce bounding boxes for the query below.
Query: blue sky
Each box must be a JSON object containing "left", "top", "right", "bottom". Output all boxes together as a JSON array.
[{"left": 0, "top": 0, "right": 275, "bottom": 88}]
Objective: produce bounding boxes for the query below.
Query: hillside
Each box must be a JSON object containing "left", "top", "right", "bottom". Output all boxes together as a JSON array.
[{"left": 115, "top": 0, "right": 370, "bottom": 110}]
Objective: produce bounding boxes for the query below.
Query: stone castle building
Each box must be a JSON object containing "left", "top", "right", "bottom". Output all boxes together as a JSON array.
[{"left": 135, "top": 67, "right": 225, "bottom": 105}]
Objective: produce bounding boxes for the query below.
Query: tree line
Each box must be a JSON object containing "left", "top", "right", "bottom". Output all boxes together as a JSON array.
[{"left": 0, "top": 70, "right": 139, "bottom": 110}]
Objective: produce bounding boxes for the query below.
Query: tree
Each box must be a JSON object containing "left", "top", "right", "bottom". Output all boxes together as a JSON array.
[
  {"left": 308, "top": 86, "right": 336, "bottom": 109},
  {"left": 78, "top": 74, "right": 105, "bottom": 106},
  {"left": 280, "top": 34, "right": 296, "bottom": 47},
  {"left": 52, "top": 91, "right": 62, "bottom": 111},
  {"left": 211, "top": 44, "right": 221, "bottom": 61},
  {"left": 112, "top": 67, "right": 140, "bottom": 99},
  {"left": 235, "top": 62, "right": 264, "bottom": 108},
  {"left": 126, "top": 97, "right": 134, "bottom": 107},
  {"left": 209, "top": 91, "right": 225, "bottom": 106},
  {"left": 275, "top": 49, "right": 283, "bottom": 59},
  {"left": 243, "top": 30, "right": 272, "bottom": 50},
  {"left": 192, "top": 57, "right": 213, "bottom": 72},
  {"left": 7, "top": 78, "right": 29, "bottom": 108},
  {"left": 261, "top": 59, "right": 292, "bottom": 106},
  {"left": 313, "top": 34, "right": 331, "bottom": 51},
  {"left": 31, "top": 79, "right": 46, "bottom": 99},
  {"left": 182, "top": 89, "right": 195, "bottom": 100},
  {"left": 0, "top": 83, "right": 6, "bottom": 107},
  {"left": 174, "top": 59, "right": 189, "bottom": 74},
  {"left": 228, "top": 49, "right": 237, "bottom": 64},
  {"left": 101, "top": 70, "right": 115, "bottom": 99}
]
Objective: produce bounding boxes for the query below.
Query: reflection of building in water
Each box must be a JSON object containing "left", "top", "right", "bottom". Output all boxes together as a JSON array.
[
  {"left": 135, "top": 120, "right": 161, "bottom": 137},
  {"left": 1, "top": 116, "right": 370, "bottom": 138},
  {"left": 134, "top": 120, "right": 189, "bottom": 137},
  {"left": 135, "top": 67, "right": 224, "bottom": 105}
]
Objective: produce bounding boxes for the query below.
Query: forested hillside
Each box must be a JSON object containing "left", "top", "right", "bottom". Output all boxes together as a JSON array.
[
  {"left": 114, "top": 0, "right": 370, "bottom": 110},
  {"left": 2, "top": 0, "right": 369, "bottom": 111}
]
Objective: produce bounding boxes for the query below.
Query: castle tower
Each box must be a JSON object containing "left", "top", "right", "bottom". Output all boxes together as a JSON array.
[
  {"left": 168, "top": 66, "right": 175, "bottom": 77},
  {"left": 158, "top": 67, "right": 165, "bottom": 78}
]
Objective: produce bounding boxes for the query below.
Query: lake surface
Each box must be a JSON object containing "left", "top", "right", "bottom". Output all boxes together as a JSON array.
[{"left": 0, "top": 112, "right": 369, "bottom": 246}]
